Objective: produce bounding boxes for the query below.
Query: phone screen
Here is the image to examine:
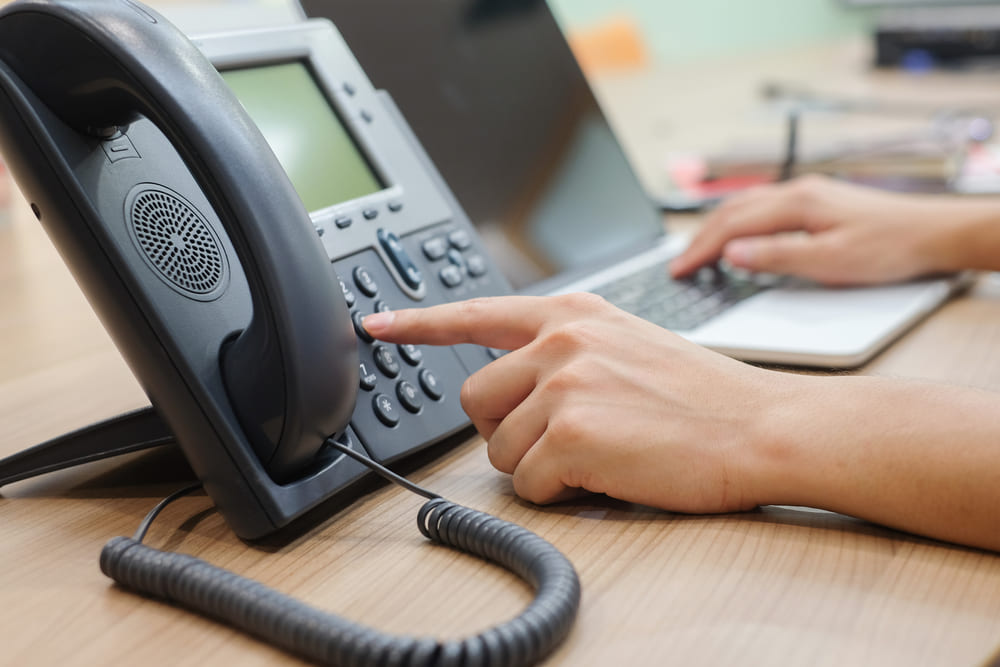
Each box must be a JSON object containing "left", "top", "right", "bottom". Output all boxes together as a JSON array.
[{"left": 221, "top": 61, "right": 384, "bottom": 212}]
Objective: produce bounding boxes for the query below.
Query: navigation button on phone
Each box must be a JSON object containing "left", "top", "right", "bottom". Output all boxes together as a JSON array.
[{"left": 377, "top": 228, "right": 423, "bottom": 289}]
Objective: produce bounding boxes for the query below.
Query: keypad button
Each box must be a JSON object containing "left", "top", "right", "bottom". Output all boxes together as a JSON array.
[
  {"left": 373, "top": 300, "right": 392, "bottom": 313},
  {"left": 373, "top": 344, "right": 401, "bottom": 378},
  {"left": 396, "top": 381, "right": 423, "bottom": 413},
  {"left": 353, "top": 266, "right": 378, "bottom": 297},
  {"left": 466, "top": 254, "right": 488, "bottom": 277},
  {"left": 447, "top": 248, "right": 466, "bottom": 271},
  {"left": 398, "top": 344, "right": 423, "bottom": 366},
  {"left": 338, "top": 278, "right": 356, "bottom": 308},
  {"left": 352, "top": 311, "right": 373, "bottom": 343},
  {"left": 361, "top": 110, "right": 374, "bottom": 124},
  {"left": 422, "top": 237, "right": 448, "bottom": 261},
  {"left": 448, "top": 229, "right": 472, "bottom": 250},
  {"left": 359, "top": 362, "right": 378, "bottom": 391},
  {"left": 419, "top": 368, "right": 443, "bottom": 400},
  {"left": 315, "top": 225, "right": 325, "bottom": 237},
  {"left": 373, "top": 393, "right": 400, "bottom": 427},
  {"left": 439, "top": 265, "right": 463, "bottom": 288},
  {"left": 363, "top": 207, "right": 378, "bottom": 220},
  {"left": 335, "top": 216, "right": 352, "bottom": 229},
  {"left": 388, "top": 200, "right": 403, "bottom": 212},
  {"left": 343, "top": 82, "right": 356, "bottom": 96},
  {"left": 487, "top": 347, "right": 508, "bottom": 360}
]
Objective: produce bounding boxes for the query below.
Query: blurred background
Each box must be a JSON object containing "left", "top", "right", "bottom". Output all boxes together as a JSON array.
[{"left": 4, "top": 0, "right": 1000, "bottom": 218}]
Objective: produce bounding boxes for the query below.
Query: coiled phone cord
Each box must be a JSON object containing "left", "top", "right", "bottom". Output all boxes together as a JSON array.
[{"left": 100, "top": 438, "right": 581, "bottom": 666}]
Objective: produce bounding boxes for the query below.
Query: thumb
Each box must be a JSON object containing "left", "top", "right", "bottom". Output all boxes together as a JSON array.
[{"left": 723, "top": 234, "right": 836, "bottom": 281}]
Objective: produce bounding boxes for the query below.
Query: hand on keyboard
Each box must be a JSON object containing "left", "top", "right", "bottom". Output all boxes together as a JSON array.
[{"left": 669, "top": 174, "right": 990, "bottom": 286}]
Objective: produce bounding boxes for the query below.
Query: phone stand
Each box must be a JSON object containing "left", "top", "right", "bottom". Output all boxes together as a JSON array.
[{"left": 0, "top": 407, "right": 173, "bottom": 487}]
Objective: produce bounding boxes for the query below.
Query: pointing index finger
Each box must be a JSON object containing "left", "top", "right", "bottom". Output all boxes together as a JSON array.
[{"left": 362, "top": 296, "right": 552, "bottom": 350}]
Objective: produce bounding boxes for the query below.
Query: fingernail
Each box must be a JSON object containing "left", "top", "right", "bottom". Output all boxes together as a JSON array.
[
  {"left": 362, "top": 311, "right": 394, "bottom": 334},
  {"left": 725, "top": 240, "right": 755, "bottom": 266}
]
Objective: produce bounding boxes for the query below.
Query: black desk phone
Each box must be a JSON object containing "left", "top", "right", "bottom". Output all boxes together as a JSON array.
[
  {"left": 0, "top": 1, "right": 578, "bottom": 664},
  {"left": 0, "top": 3, "right": 510, "bottom": 537}
]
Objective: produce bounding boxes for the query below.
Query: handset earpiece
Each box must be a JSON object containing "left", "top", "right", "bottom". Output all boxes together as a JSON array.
[{"left": 0, "top": 0, "right": 357, "bottom": 480}]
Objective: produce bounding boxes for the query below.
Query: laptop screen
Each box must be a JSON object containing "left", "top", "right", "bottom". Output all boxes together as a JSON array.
[{"left": 298, "top": 0, "right": 666, "bottom": 290}]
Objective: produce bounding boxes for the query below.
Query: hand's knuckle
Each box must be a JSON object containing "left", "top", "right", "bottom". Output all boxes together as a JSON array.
[
  {"left": 546, "top": 408, "right": 588, "bottom": 446},
  {"left": 486, "top": 438, "right": 512, "bottom": 472},
  {"left": 454, "top": 297, "right": 492, "bottom": 333},
  {"left": 789, "top": 174, "right": 826, "bottom": 204},
  {"left": 556, "top": 291, "right": 608, "bottom": 313},
  {"left": 537, "top": 321, "right": 599, "bottom": 357}
]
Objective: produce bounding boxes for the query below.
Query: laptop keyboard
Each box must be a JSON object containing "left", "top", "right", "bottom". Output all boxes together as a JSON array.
[{"left": 593, "top": 263, "right": 770, "bottom": 331}]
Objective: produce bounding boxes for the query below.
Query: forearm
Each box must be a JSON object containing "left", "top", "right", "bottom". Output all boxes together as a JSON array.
[
  {"left": 917, "top": 197, "right": 1000, "bottom": 273},
  {"left": 751, "top": 374, "right": 1000, "bottom": 551}
]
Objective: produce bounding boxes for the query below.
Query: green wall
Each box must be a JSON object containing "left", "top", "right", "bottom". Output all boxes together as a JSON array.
[{"left": 547, "top": 0, "right": 876, "bottom": 64}]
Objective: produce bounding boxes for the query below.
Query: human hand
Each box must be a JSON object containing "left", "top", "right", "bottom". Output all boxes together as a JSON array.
[
  {"left": 363, "top": 294, "right": 792, "bottom": 513},
  {"left": 669, "top": 175, "right": 962, "bottom": 286}
]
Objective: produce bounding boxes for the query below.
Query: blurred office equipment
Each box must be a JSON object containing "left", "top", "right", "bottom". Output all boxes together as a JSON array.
[
  {"left": 298, "top": 0, "right": 660, "bottom": 290},
  {"left": 841, "top": 0, "right": 1000, "bottom": 67},
  {"left": 688, "top": 85, "right": 994, "bottom": 195},
  {"left": 297, "top": 0, "right": 968, "bottom": 368}
]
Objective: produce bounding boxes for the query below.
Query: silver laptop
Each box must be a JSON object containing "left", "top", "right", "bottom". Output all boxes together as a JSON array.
[{"left": 298, "top": 0, "right": 965, "bottom": 368}]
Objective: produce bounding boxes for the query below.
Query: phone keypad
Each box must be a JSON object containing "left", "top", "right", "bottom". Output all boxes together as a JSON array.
[{"left": 333, "top": 247, "right": 472, "bottom": 463}]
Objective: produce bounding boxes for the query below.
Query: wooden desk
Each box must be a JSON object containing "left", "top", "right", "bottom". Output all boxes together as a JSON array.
[
  {"left": 4, "top": 37, "right": 1000, "bottom": 665},
  {"left": 3, "top": 191, "right": 1000, "bottom": 666}
]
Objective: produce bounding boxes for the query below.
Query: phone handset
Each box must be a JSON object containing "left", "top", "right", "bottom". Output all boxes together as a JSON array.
[{"left": 0, "top": 0, "right": 357, "bottom": 480}]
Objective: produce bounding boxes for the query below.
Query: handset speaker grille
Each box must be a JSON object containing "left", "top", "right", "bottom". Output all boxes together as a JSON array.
[{"left": 126, "top": 184, "right": 229, "bottom": 300}]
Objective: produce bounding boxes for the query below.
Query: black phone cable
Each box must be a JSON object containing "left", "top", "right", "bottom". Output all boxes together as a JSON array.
[{"left": 100, "top": 438, "right": 581, "bottom": 666}]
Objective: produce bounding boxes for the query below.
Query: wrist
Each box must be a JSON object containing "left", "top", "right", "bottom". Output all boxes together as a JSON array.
[
  {"left": 740, "top": 372, "right": 873, "bottom": 510},
  {"left": 738, "top": 371, "right": 824, "bottom": 508}
]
